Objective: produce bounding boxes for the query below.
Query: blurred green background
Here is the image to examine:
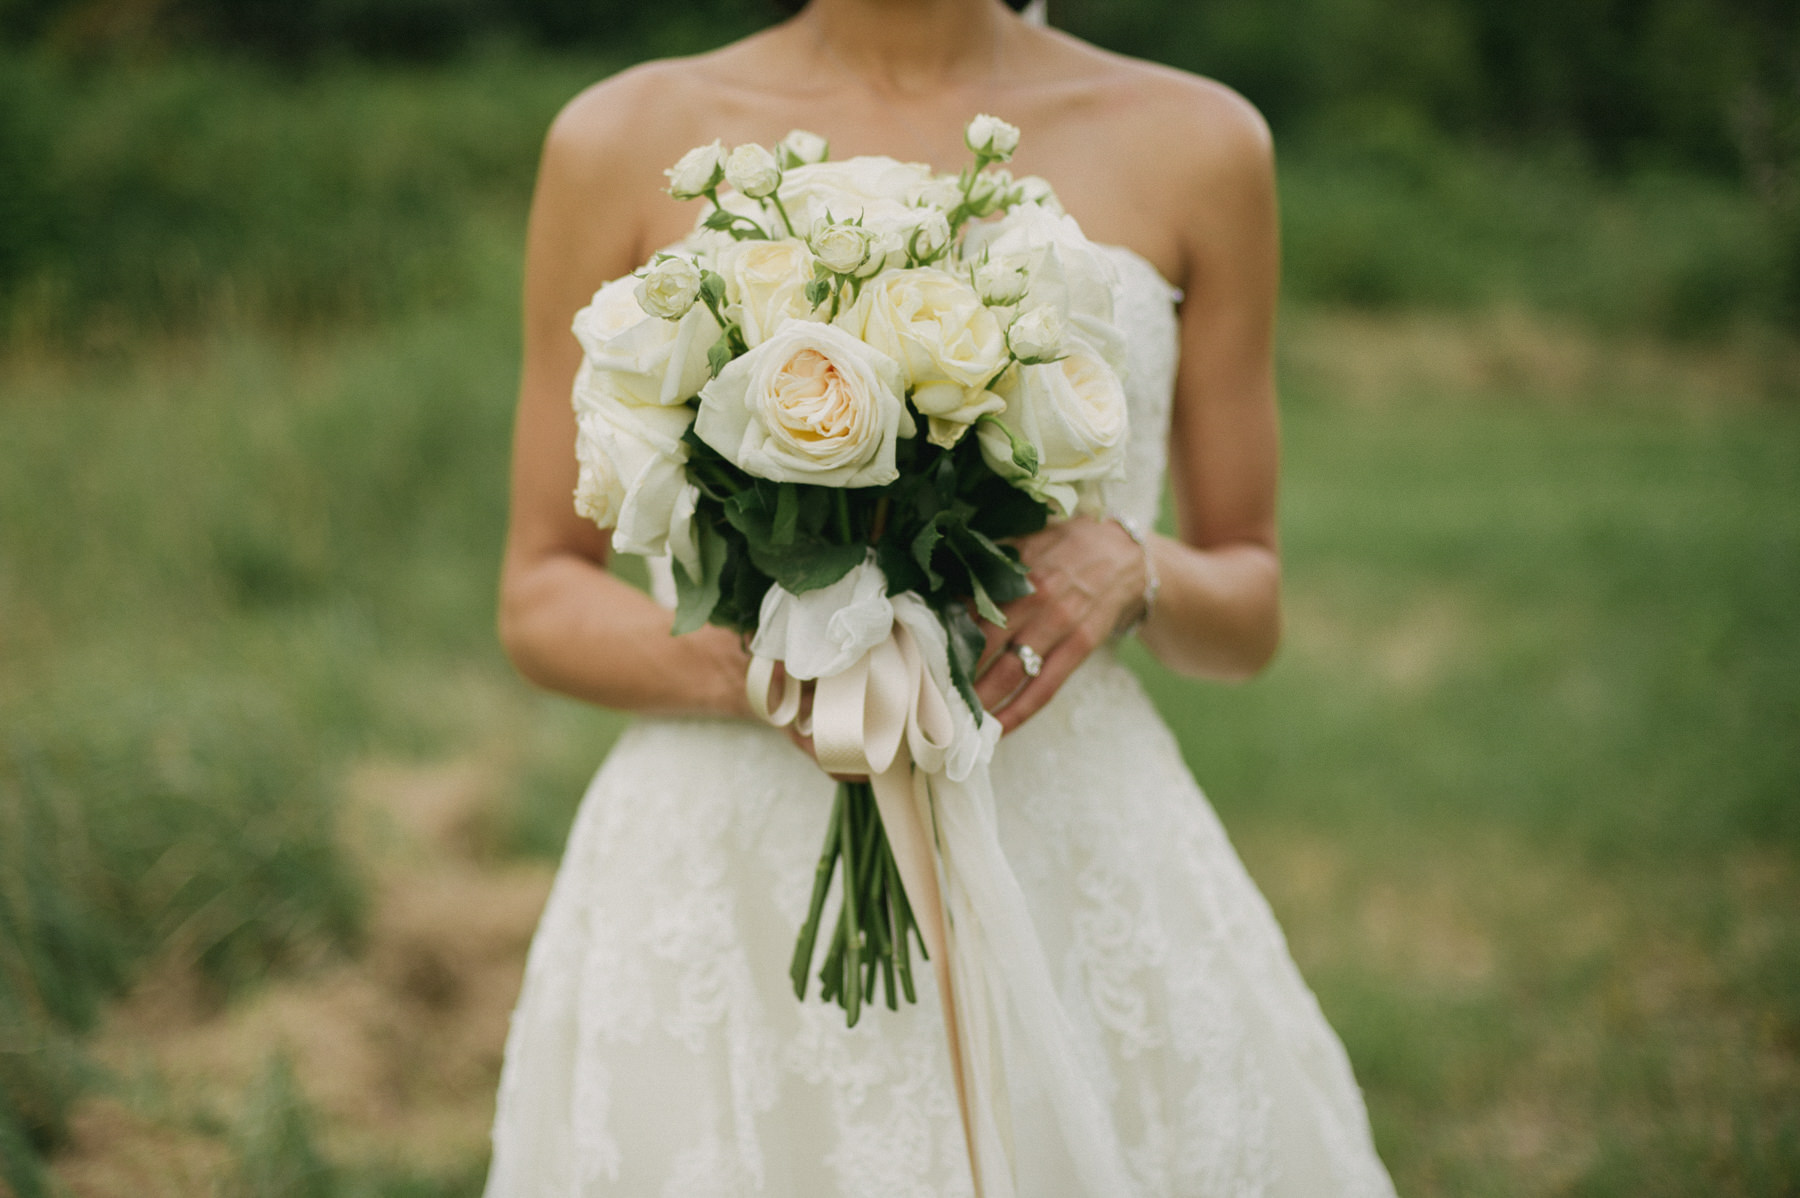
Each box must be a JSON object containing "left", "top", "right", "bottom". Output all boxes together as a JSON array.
[{"left": 1, "top": 1, "right": 1796, "bottom": 1195}]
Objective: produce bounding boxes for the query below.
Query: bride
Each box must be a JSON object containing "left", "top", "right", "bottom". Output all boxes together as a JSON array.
[{"left": 488, "top": 0, "right": 1397, "bottom": 1194}]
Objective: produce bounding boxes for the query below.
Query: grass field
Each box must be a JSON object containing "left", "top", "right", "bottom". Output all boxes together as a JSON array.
[{"left": 2, "top": 50, "right": 1797, "bottom": 1198}]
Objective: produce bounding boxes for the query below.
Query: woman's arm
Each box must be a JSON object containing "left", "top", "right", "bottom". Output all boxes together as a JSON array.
[
  {"left": 1138, "top": 83, "right": 1282, "bottom": 680},
  {"left": 975, "top": 81, "right": 1283, "bottom": 730},
  {"left": 497, "top": 73, "right": 753, "bottom": 719}
]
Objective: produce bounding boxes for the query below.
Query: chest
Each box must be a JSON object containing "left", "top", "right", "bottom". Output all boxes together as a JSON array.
[{"left": 630, "top": 83, "right": 1186, "bottom": 288}]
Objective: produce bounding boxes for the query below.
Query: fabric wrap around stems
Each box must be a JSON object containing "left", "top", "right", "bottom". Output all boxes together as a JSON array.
[{"left": 744, "top": 559, "right": 1137, "bottom": 1198}]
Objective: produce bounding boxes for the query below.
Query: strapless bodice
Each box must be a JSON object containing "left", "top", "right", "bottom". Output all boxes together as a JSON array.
[{"left": 1089, "top": 243, "right": 1183, "bottom": 530}]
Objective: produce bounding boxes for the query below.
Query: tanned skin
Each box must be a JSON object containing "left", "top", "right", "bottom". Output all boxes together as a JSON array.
[{"left": 498, "top": 0, "right": 1282, "bottom": 758}]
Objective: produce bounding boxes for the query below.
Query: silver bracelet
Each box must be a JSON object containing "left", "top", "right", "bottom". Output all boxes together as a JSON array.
[{"left": 1108, "top": 514, "right": 1159, "bottom": 637}]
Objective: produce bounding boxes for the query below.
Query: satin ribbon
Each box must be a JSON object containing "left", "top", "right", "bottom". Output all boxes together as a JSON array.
[{"left": 748, "top": 596, "right": 1136, "bottom": 1198}]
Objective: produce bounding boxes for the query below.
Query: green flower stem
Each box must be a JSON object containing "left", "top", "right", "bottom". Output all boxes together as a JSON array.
[
  {"left": 887, "top": 850, "right": 917, "bottom": 1003},
  {"left": 769, "top": 192, "right": 798, "bottom": 238},
  {"left": 840, "top": 782, "right": 863, "bottom": 1027},
  {"left": 835, "top": 489, "right": 853, "bottom": 542},
  {"left": 790, "top": 780, "right": 927, "bottom": 1024},
  {"left": 790, "top": 784, "right": 845, "bottom": 998}
]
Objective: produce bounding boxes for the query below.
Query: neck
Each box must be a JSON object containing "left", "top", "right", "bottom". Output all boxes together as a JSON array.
[{"left": 799, "top": 0, "right": 1013, "bottom": 95}]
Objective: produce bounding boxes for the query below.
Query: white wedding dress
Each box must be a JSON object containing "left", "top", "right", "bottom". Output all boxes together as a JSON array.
[{"left": 484, "top": 246, "right": 1399, "bottom": 1197}]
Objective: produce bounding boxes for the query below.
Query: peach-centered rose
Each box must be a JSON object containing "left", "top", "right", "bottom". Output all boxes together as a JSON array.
[{"left": 696, "top": 321, "right": 911, "bottom": 487}]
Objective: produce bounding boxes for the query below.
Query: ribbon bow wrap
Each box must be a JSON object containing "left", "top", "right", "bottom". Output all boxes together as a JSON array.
[{"left": 746, "top": 559, "right": 1137, "bottom": 1198}]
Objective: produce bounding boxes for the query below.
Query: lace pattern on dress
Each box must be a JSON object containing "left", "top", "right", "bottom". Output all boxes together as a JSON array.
[{"left": 484, "top": 245, "right": 1396, "bottom": 1198}]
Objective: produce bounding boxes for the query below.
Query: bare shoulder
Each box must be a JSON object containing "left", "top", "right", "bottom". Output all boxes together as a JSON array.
[
  {"left": 1043, "top": 33, "right": 1271, "bottom": 182},
  {"left": 541, "top": 58, "right": 708, "bottom": 183},
  {"left": 1003, "top": 33, "right": 1274, "bottom": 280},
  {"left": 533, "top": 45, "right": 771, "bottom": 265}
]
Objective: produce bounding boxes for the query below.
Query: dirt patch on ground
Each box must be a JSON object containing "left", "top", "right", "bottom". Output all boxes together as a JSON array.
[
  {"left": 1282, "top": 307, "right": 1800, "bottom": 410},
  {"left": 48, "top": 759, "right": 554, "bottom": 1194}
]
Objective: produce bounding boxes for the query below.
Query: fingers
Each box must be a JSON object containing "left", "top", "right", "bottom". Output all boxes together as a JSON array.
[{"left": 992, "top": 621, "right": 1101, "bottom": 732}]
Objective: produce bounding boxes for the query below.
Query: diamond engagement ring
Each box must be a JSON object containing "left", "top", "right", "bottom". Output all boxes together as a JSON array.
[{"left": 1011, "top": 643, "right": 1044, "bottom": 679}]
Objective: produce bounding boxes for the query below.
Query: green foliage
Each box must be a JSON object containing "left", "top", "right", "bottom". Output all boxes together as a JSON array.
[
  {"left": 1281, "top": 119, "right": 1796, "bottom": 333},
  {"left": 1057, "top": 0, "right": 1798, "bottom": 176},
  {"left": 0, "top": 0, "right": 781, "bottom": 62},
  {"left": 229, "top": 1057, "right": 338, "bottom": 1198},
  {"left": 0, "top": 48, "right": 600, "bottom": 342}
]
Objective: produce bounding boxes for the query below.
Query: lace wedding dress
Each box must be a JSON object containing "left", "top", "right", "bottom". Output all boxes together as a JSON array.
[{"left": 484, "top": 245, "right": 1398, "bottom": 1197}]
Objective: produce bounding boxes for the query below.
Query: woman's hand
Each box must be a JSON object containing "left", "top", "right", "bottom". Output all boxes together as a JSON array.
[{"left": 972, "top": 516, "right": 1150, "bottom": 734}]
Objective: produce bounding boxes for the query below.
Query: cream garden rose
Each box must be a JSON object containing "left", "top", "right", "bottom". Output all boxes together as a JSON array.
[
  {"left": 571, "top": 362, "right": 702, "bottom": 575},
  {"left": 781, "top": 158, "right": 940, "bottom": 271},
  {"left": 1013, "top": 174, "right": 1064, "bottom": 214},
  {"left": 906, "top": 209, "right": 952, "bottom": 262},
  {"left": 775, "top": 128, "right": 829, "bottom": 169},
  {"left": 971, "top": 254, "right": 1029, "bottom": 307},
  {"left": 721, "top": 238, "right": 820, "bottom": 346},
  {"left": 843, "top": 267, "right": 1009, "bottom": 448},
  {"left": 977, "top": 341, "right": 1128, "bottom": 516},
  {"left": 725, "top": 142, "right": 782, "bottom": 199},
  {"left": 635, "top": 255, "right": 702, "bottom": 320},
  {"left": 1006, "top": 304, "right": 1065, "bottom": 363},
  {"left": 574, "top": 275, "right": 719, "bottom": 407},
  {"left": 666, "top": 140, "right": 725, "bottom": 200},
  {"left": 963, "top": 203, "right": 1119, "bottom": 335},
  {"left": 695, "top": 321, "right": 912, "bottom": 487},
  {"left": 964, "top": 113, "right": 1021, "bottom": 161},
  {"left": 809, "top": 220, "right": 877, "bottom": 276}
]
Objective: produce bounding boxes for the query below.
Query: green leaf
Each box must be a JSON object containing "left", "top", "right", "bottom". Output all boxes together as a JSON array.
[
  {"left": 670, "top": 520, "right": 728, "bottom": 635},
  {"left": 805, "top": 276, "right": 831, "bottom": 308},
  {"left": 699, "top": 269, "right": 728, "bottom": 307},
  {"left": 751, "top": 539, "right": 865, "bottom": 594},
  {"left": 966, "top": 480, "right": 1047, "bottom": 541},
  {"left": 965, "top": 570, "right": 1007, "bottom": 626},
  {"left": 706, "top": 335, "right": 734, "bottom": 379},
  {"left": 940, "top": 603, "right": 986, "bottom": 717},
  {"left": 876, "top": 535, "right": 928, "bottom": 595},
  {"left": 910, "top": 517, "right": 946, "bottom": 590},
  {"left": 947, "top": 524, "right": 1032, "bottom": 623},
  {"left": 772, "top": 483, "right": 799, "bottom": 546},
  {"left": 702, "top": 209, "right": 736, "bottom": 231},
  {"left": 724, "top": 484, "right": 865, "bottom": 594}
]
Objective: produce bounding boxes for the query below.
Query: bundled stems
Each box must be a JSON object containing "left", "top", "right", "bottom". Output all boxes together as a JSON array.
[{"left": 790, "top": 781, "right": 928, "bottom": 1026}]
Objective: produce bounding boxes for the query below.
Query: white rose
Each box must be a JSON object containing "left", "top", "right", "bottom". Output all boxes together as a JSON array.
[
  {"left": 720, "top": 238, "right": 820, "bottom": 346},
  {"left": 571, "top": 362, "right": 702, "bottom": 575},
  {"left": 574, "top": 274, "right": 720, "bottom": 407},
  {"left": 635, "top": 255, "right": 702, "bottom": 320},
  {"left": 964, "top": 168, "right": 1014, "bottom": 218},
  {"left": 1006, "top": 304, "right": 1065, "bottom": 363},
  {"left": 666, "top": 140, "right": 726, "bottom": 200},
  {"left": 725, "top": 142, "right": 782, "bottom": 199},
  {"left": 917, "top": 174, "right": 965, "bottom": 212},
  {"left": 970, "top": 254, "right": 1030, "bottom": 306},
  {"left": 962, "top": 203, "right": 1120, "bottom": 339},
  {"left": 977, "top": 342, "right": 1128, "bottom": 516},
  {"left": 809, "top": 220, "right": 876, "bottom": 276},
  {"left": 776, "top": 128, "right": 830, "bottom": 168},
  {"left": 778, "top": 157, "right": 939, "bottom": 256},
  {"left": 906, "top": 209, "right": 952, "bottom": 262},
  {"left": 842, "top": 267, "right": 1009, "bottom": 448},
  {"left": 965, "top": 113, "right": 1021, "bottom": 162},
  {"left": 695, "top": 321, "right": 911, "bottom": 487},
  {"left": 1013, "top": 174, "right": 1064, "bottom": 214}
]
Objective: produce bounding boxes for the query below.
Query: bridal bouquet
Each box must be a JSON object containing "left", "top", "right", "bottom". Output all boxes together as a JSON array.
[{"left": 570, "top": 116, "right": 1129, "bottom": 1027}]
